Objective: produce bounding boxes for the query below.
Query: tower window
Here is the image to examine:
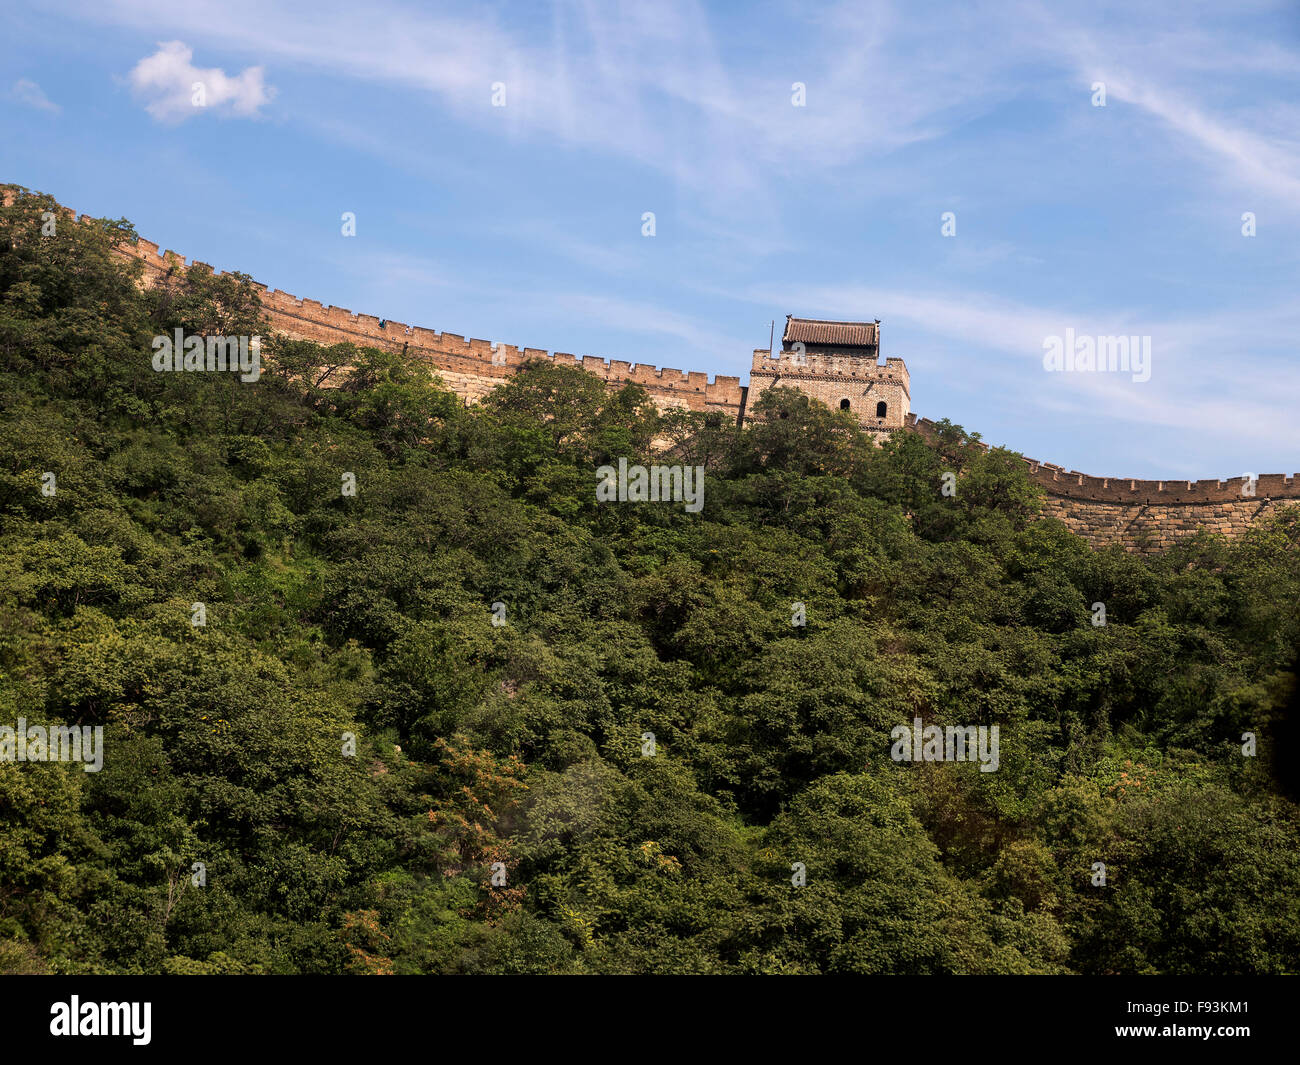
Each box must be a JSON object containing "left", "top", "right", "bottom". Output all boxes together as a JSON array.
[
  {"left": 876, "top": 400, "right": 887, "bottom": 418},
  {"left": 840, "top": 398, "right": 851, "bottom": 409}
]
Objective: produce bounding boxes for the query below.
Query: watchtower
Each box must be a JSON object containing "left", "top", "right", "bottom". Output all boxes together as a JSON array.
[{"left": 747, "top": 316, "right": 910, "bottom": 440}]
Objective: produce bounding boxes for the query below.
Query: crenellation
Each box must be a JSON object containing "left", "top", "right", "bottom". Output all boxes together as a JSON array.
[
  {"left": 902, "top": 413, "right": 1300, "bottom": 551},
  {"left": 1257, "top": 474, "right": 1295, "bottom": 493},
  {"left": 705, "top": 377, "right": 744, "bottom": 408},
  {"left": 750, "top": 320, "right": 911, "bottom": 440},
  {"left": 41, "top": 189, "right": 1289, "bottom": 555}
]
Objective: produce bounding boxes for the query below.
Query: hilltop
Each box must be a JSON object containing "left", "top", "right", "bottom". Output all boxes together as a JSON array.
[{"left": 1, "top": 185, "right": 1298, "bottom": 975}]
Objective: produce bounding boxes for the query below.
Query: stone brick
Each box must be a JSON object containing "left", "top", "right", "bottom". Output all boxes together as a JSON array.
[{"left": 26, "top": 182, "right": 1290, "bottom": 559}]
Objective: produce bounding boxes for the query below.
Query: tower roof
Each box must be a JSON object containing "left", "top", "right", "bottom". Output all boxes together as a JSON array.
[{"left": 782, "top": 316, "right": 879, "bottom": 348}]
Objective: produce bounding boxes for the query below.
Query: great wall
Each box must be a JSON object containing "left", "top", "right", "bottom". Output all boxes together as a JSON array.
[{"left": 8, "top": 189, "right": 1299, "bottom": 553}]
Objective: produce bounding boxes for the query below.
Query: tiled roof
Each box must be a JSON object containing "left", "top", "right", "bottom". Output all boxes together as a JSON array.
[{"left": 783, "top": 316, "right": 879, "bottom": 347}]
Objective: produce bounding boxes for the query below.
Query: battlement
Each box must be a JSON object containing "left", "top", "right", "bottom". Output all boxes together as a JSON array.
[
  {"left": 904, "top": 414, "right": 1300, "bottom": 504},
  {"left": 79, "top": 202, "right": 749, "bottom": 415},
  {"left": 751, "top": 348, "right": 910, "bottom": 393},
  {"left": 2, "top": 188, "right": 101, "bottom": 230},
  {"left": 7, "top": 185, "right": 1296, "bottom": 545},
  {"left": 749, "top": 343, "right": 910, "bottom": 436}
]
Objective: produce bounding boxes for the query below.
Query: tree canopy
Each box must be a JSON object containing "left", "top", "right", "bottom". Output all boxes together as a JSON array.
[{"left": 2, "top": 186, "right": 1298, "bottom": 974}]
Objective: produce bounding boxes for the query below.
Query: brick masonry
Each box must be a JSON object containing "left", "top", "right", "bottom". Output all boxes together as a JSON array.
[
  {"left": 1038, "top": 496, "right": 1294, "bottom": 553},
  {"left": 114, "top": 224, "right": 750, "bottom": 423},
  {"left": 907, "top": 414, "right": 1300, "bottom": 552},
  {"left": 10, "top": 189, "right": 1297, "bottom": 554},
  {"left": 749, "top": 347, "right": 910, "bottom": 442}
]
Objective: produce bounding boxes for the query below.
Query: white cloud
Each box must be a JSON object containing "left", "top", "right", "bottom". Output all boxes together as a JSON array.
[
  {"left": 335, "top": 249, "right": 456, "bottom": 295},
  {"left": 486, "top": 219, "right": 639, "bottom": 275},
  {"left": 37, "top": 0, "right": 1300, "bottom": 474},
  {"left": 41, "top": 0, "right": 1300, "bottom": 215},
  {"left": 127, "top": 41, "right": 273, "bottom": 122},
  {"left": 76, "top": 0, "right": 1038, "bottom": 206},
  {"left": 10, "top": 78, "right": 59, "bottom": 113},
  {"left": 1040, "top": 9, "right": 1300, "bottom": 209},
  {"left": 751, "top": 277, "right": 1300, "bottom": 460},
  {"left": 1105, "top": 75, "right": 1300, "bottom": 206},
  {"left": 534, "top": 289, "right": 750, "bottom": 371}
]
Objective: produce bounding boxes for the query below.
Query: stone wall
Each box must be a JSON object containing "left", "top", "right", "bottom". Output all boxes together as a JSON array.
[
  {"left": 748, "top": 348, "right": 910, "bottom": 441},
  {"left": 9, "top": 188, "right": 1294, "bottom": 554},
  {"left": 906, "top": 414, "right": 1300, "bottom": 552},
  {"left": 1037, "top": 496, "right": 1296, "bottom": 552},
  {"left": 110, "top": 224, "right": 748, "bottom": 422}
]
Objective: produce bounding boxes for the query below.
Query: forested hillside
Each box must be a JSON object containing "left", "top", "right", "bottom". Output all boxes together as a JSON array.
[{"left": 2, "top": 188, "right": 1298, "bottom": 974}]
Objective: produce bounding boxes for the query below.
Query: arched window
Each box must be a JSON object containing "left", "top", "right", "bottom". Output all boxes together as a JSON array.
[
  {"left": 840, "top": 398, "right": 851, "bottom": 410},
  {"left": 876, "top": 400, "right": 887, "bottom": 418}
]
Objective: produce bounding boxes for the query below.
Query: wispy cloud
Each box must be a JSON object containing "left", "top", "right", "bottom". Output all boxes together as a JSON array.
[
  {"left": 1104, "top": 75, "right": 1300, "bottom": 206},
  {"left": 534, "top": 289, "right": 751, "bottom": 371},
  {"left": 487, "top": 219, "right": 640, "bottom": 275},
  {"left": 127, "top": 41, "right": 274, "bottom": 123},
  {"left": 10, "top": 78, "right": 59, "bottom": 113},
  {"left": 74, "top": 0, "right": 1300, "bottom": 218},
  {"left": 338, "top": 250, "right": 455, "bottom": 293},
  {"left": 23, "top": 0, "right": 1297, "bottom": 476},
  {"left": 52, "top": 0, "right": 1300, "bottom": 213},
  {"left": 73, "top": 1, "right": 1035, "bottom": 205},
  {"left": 1043, "top": 7, "right": 1300, "bottom": 209},
  {"left": 754, "top": 277, "right": 1300, "bottom": 458}
]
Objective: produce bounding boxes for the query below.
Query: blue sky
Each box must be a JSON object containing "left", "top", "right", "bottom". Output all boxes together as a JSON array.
[{"left": 3, "top": 0, "right": 1298, "bottom": 479}]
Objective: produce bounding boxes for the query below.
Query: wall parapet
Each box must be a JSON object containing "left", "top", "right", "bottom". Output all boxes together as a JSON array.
[
  {"left": 0, "top": 191, "right": 744, "bottom": 414},
  {"left": 102, "top": 219, "right": 747, "bottom": 414},
  {"left": 904, "top": 413, "right": 1300, "bottom": 504},
  {"left": 750, "top": 347, "right": 910, "bottom": 388},
  {"left": 5, "top": 187, "right": 1292, "bottom": 518}
]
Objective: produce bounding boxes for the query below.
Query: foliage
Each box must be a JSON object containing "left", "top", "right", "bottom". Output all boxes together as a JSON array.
[{"left": 1, "top": 186, "right": 1298, "bottom": 973}]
